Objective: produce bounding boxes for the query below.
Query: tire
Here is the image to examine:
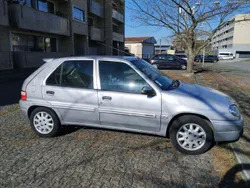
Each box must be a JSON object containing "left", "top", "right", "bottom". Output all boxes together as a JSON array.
[
  {"left": 30, "top": 107, "right": 61, "bottom": 137},
  {"left": 169, "top": 115, "right": 214, "bottom": 155},
  {"left": 181, "top": 65, "right": 186, "bottom": 70}
]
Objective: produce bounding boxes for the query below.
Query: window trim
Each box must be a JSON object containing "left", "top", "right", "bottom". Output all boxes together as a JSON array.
[
  {"left": 45, "top": 59, "right": 95, "bottom": 90},
  {"left": 97, "top": 59, "right": 158, "bottom": 95},
  {"left": 37, "top": 0, "right": 56, "bottom": 14},
  {"left": 72, "top": 5, "right": 86, "bottom": 23}
]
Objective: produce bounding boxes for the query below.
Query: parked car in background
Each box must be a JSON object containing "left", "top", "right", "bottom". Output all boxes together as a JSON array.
[
  {"left": 175, "top": 54, "right": 187, "bottom": 61},
  {"left": 194, "top": 55, "right": 218, "bottom": 63},
  {"left": 218, "top": 52, "right": 235, "bottom": 60},
  {"left": 20, "top": 56, "right": 243, "bottom": 155},
  {"left": 149, "top": 54, "right": 187, "bottom": 70}
]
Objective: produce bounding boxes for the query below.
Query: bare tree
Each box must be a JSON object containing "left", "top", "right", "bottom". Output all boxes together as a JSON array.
[{"left": 128, "top": 0, "right": 250, "bottom": 73}]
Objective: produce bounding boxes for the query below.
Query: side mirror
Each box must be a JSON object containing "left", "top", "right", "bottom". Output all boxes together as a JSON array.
[{"left": 141, "top": 86, "right": 156, "bottom": 96}]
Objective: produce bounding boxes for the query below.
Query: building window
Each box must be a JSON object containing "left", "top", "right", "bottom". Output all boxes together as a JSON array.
[
  {"left": 73, "top": 7, "right": 85, "bottom": 22},
  {"left": 12, "top": 33, "right": 57, "bottom": 52},
  {"left": 19, "top": 0, "right": 32, "bottom": 7},
  {"left": 37, "top": 0, "right": 55, "bottom": 14}
]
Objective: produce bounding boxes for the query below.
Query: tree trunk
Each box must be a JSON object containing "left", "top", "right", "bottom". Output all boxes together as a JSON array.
[{"left": 186, "top": 46, "right": 195, "bottom": 73}]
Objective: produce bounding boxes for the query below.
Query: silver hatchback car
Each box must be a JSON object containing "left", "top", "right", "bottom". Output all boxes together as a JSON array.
[{"left": 19, "top": 56, "right": 243, "bottom": 155}]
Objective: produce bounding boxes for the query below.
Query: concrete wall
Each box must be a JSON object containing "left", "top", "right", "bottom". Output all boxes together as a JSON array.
[
  {"left": 12, "top": 52, "right": 70, "bottom": 68},
  {"left": 0, "top": 0, "right": 8, "bottom": 26},
  {"left": 0, "top": 52, "right": 13, "bottom": 70},
  {"left": 125, "top": 43, "right": 142, "bottom": 58},
  {"left": 104, "top": 0, "right": 113, "bottom": 55},
  {"left": 0, "top": 26, "right": 12, "bottom": 70},
  {"left": 233, "top": 15, "right": 250, "bottom": 45}
]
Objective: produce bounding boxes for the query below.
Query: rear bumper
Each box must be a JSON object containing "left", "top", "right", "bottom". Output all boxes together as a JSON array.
[
  {"left": 212, "top": 117, "right": 244, "bottom": 142},
  {"left": 19, "top": 100, "right": 32, "bottom": 117}
]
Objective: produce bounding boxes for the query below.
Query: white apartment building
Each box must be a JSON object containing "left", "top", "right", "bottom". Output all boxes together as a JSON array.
[{"left": 212, "top": 14, "right": 250, "bottom": 58}]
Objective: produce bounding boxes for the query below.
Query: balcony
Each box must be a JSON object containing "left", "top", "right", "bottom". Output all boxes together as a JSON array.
[
  {"left": 113, "top": 32, "right": 124, "bottom": 42},
  {"left": 72, "top": 20, "right": 88, "bottom": 35},
  {"left": 89, "top": 0, "right": 104, "bottom": 17},
  {"left": 112, "top": 9, "right": 124, "bottom": 23},
  {"left": 0, "top": 0, "right": 8, "bottom": 26},
  {"left": 89, "top": 27, "right": 104, "bottom": 41},
  {"left": 8, "top": 4, "right": 70, "bottom": 36}
]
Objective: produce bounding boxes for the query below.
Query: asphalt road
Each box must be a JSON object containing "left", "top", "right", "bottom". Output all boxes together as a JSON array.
[{"left": 216, "top": 59, "right": 250, "bottom": 72}]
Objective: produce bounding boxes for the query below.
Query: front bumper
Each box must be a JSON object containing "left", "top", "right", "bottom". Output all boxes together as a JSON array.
[{"left": 212, "top": 116, "right": 244, "bottom": 142}]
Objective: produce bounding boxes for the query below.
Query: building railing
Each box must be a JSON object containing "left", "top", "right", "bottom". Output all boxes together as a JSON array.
[
  {"left": 89, "top": 27, "right": 104, "bottom": 41},
  {"left": 8, "top": 4, "right": 70, "bottom": 36},
  {"left": 89, "top": 0, "right": 104, "bottom": 17},
  {"left": 112, "top": 9, "right": 124, "bottom": 23},
  {"left": 113, "top": 32, "right": 124, "bottom": 42}
]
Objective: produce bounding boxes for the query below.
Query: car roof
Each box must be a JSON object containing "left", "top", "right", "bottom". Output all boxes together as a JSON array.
[{"left": 44, "top": 56, "right": 139, "bottom": 63}]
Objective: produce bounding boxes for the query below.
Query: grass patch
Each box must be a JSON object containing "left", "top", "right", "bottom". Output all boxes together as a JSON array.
[{"left": 240, "top": 59, "right": 250, "bottom": 63}]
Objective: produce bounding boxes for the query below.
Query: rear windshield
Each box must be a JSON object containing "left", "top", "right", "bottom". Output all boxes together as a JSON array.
[
  {"left": 219, "top": 53, "right": 233, "bottom": 55},
  {"left": 130, "top": 59, "right": 173, "bottom": 90}
]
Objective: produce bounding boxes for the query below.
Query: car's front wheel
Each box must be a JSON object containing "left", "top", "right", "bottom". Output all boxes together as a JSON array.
[
  {"left": 170, "top": 115, "right": 213, "bottom": 155},
  {"left": 30, "top": 107, "right": 61, "bottom": 137},
  {"left": 181, "top": 64, "right": 187, "bottom": 70}
]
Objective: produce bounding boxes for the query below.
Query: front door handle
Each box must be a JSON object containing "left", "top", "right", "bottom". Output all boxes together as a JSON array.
[
  {"left": 46, "top": 91, "right": 55, "bottom": 95},
  {"left": 102, "top": 96, "right": 112, "bottom": 100}
]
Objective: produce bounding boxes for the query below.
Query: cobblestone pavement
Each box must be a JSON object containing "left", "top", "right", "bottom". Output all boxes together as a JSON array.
[
  {"left": 0, "top": 106, "right": 224, "bottom": 188},
  {"left": 1, "top": 66, "right": 249, "bottom": 187}
]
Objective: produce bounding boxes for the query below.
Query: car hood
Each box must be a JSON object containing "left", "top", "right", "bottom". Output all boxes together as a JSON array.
[{"left": 162, "top": 82, "right": 238, "bottom": 120}]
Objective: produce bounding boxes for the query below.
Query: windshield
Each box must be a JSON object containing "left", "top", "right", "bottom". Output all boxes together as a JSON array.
[{"left": 130, "top": 59, "right": 173, "bottom": 90}]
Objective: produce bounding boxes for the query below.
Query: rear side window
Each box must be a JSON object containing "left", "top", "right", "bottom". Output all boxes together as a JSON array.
[
  {"left": 46, "top": 60, "right": 93, "bottom": 89},
  {"left": 153, "top": 54, "right": 168, "bottom": 60}
]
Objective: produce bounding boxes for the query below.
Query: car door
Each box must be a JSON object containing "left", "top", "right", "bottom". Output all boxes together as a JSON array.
[
  {"left": 42, "top": 59, "right": 99, "bottom": 125},
  {"left": 97, "top": 60, "right": 162, "bottom": 132},
  {"left": 167, "top": 55, "right": 180, "bottom": 68}
]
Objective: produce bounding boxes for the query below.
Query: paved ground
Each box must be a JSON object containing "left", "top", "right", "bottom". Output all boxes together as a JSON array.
[
  {"left": 1, "top": 65, "right": 250, "bottom": 187},
  {"left": 209, "top": 59, "right": 250, "bottom": 73}
]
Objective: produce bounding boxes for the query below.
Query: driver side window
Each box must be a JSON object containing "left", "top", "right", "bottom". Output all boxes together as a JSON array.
[{"left": 99, "top": 61, "right": 149, "bottom": 94}]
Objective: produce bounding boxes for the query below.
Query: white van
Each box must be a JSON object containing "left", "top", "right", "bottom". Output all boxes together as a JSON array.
[{"left": 218, "top": 52, "right": 234, "bottom": 60}]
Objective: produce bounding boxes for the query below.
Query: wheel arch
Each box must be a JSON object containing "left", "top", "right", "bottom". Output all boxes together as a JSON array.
[
  {"left": 166, "top": 113, "right": 214, "bottom": 138},
  {"left": 28, "top": 105, "right": 62, "bottom": 124}
]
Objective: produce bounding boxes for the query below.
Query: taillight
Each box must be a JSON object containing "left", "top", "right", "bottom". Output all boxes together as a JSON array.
[
  {"left": 21, "top": 90, "right": 27, "bottom": 101},
  {"left": 149, "top": 59, "right": 153, "bottom": 63}
]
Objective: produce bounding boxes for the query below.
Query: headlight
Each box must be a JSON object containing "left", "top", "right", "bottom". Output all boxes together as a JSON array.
[{"left": 229, "top": 105, "right": 240, "bottom": 117}]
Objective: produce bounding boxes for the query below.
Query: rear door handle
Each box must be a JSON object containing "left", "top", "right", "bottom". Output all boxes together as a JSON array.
[
  {"left": 102, "top": 96, "right": 112, "bottom": 100},
  {"left": 46, "top": 91, "right": 55, "bottom": 95}
]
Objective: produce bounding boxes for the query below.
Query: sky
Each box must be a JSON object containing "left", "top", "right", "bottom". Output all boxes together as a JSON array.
[
  {"left": 124, "top": 0, "right": 172, "bottom": 45},
  {"left": 124, "top": 0, "right": 246, "bottom": 45}
]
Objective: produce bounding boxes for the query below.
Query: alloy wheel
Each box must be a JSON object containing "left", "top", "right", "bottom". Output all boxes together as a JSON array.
[
  {"left": 176, "top": 123, "right": 206, "bottom": 151},
  {"left": 33, "top": 112, "right": 54, "bottom": 134}
]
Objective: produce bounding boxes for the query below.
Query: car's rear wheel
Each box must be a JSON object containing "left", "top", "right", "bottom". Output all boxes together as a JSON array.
[
  {"left": 30, "top": 107, "right": 60, "bottom": 137},
  {"left": 169, "top": 115, "right": 213, "bottom": 155}
]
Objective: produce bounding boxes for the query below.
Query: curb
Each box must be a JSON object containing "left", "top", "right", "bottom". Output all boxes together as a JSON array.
[{"left": 231, "top": 143, "right": 250, "bottom": 187}]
